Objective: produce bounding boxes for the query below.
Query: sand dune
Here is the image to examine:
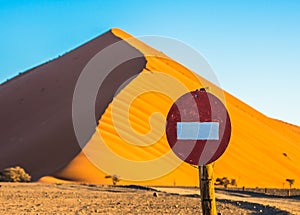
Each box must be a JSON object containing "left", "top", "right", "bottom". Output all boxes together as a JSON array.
[
  {"left": 1, "top": 28, "right": 299, "bottom": 188},
  {"left": 0, "top": 29, "right": 146, "bottom": 180}
]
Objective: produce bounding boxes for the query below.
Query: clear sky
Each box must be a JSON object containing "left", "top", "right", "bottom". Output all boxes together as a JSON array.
[{"left": 1, "top": 0, "right": 299, "bottom": 125}]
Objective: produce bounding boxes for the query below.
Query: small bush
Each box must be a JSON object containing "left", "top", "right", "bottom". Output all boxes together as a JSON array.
[
  {"left": 286, "top": 178, "right": 295, "bottom": 189},
  {"left": 0, "top": 166, "right": 31, "bottom": 182},
  {"left": 215, "top": 177, "right": 236, "bottom": 188},
  {"left": 230, "top": 178, "right": 237, "bottom": 187},
  {"left": 105, "top": 174, "right": 120, "bottom": 185}
]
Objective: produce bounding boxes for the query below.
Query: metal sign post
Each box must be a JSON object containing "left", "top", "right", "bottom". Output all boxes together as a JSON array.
[{"left": 199, "top": 164, "right": 217, "bottom": 215}]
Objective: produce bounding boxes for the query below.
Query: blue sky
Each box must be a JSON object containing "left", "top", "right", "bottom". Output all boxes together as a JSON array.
[{"left": 1, "top": 0, "right": 300, "bottom": 125}]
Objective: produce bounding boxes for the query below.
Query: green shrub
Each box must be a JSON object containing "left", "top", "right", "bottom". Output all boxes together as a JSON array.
[{"left": 0, "top": 166, "right": 31, "bottom": 182}]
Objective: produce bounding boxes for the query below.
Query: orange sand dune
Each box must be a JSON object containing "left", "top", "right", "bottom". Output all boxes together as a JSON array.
[
  {"left": 39, "top": 176, "right": 75, "bottom": 184},
  {"left": 1, "top": 28, "right": 299, "bottom": 188},
  {"left": 53, "top": 29, "right": 300, "bottom": 188}
]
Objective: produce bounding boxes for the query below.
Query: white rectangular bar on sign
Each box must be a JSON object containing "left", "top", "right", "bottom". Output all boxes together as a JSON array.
[{"left": 177, "top": 122, "right": 219, "bottom": 140}]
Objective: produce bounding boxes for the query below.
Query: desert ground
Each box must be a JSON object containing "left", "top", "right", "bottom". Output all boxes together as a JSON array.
[
  {"left": 155, "top": 186, "right": 300, "bottom": 214},
  {"left": 0, "top": 183, "right": 297, "bottom": 214}
]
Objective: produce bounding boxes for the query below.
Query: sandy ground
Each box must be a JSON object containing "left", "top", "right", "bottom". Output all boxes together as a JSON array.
[
  {"left": 216, "top": 190, "right": 300, "bottom": 215},
  {"left": 0, "top": 183, "right": 293, "bottom": 215},
  {"left": 154, "top": 187, "right": 299, "bottom": 214}
]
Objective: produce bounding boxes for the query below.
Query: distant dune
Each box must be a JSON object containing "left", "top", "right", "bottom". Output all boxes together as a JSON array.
[{"left": 1, "top": 28, "right": 299, "bottom": 188}]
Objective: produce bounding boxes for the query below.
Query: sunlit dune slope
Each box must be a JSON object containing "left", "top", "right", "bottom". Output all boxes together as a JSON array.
[{"left": 54, "top": 29, "right": 300, "bottom": 188}]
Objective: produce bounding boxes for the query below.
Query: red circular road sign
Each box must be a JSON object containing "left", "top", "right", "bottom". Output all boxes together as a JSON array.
[{"left": 166, "top": 89, "right": 231, "bottom": 166}]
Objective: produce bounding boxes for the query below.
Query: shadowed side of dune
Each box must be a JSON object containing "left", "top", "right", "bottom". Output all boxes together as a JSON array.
[{"left": 0, "top": 29, "right": 146, "bottom": 180}]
